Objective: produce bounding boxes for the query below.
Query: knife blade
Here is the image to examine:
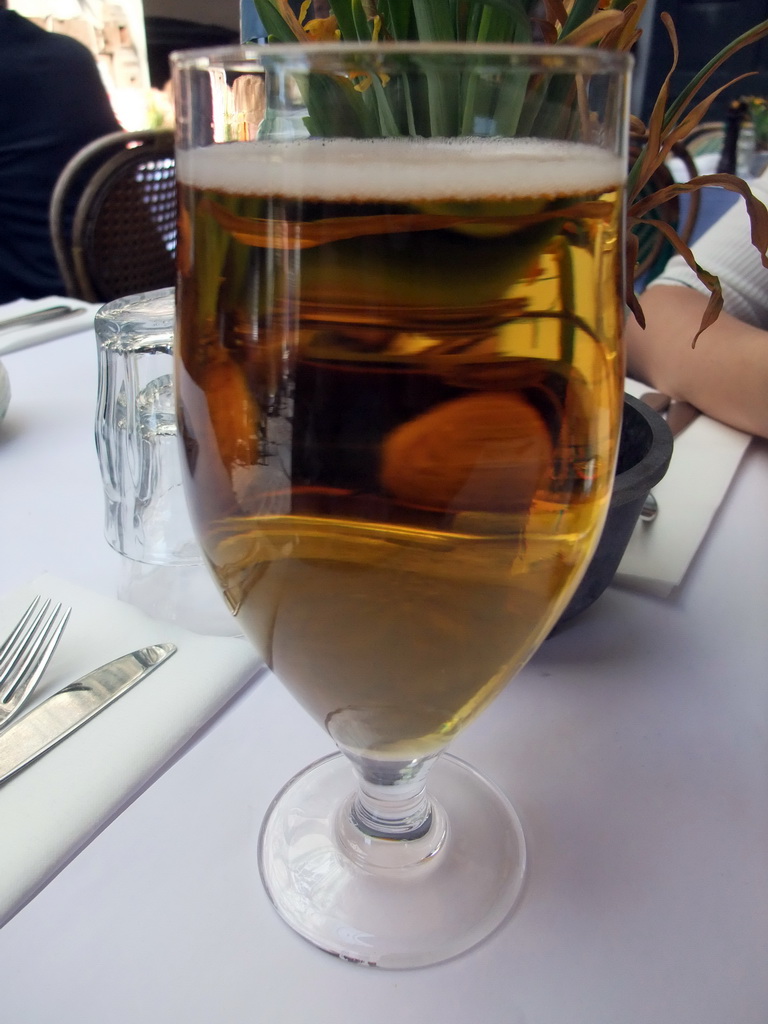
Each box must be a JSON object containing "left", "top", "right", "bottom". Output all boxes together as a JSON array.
[
  {"left": 665, "top": 400, "right": 700, "bottom": 438},
  {"left": 0, "top": 643, "right": 176, "bottom": 784},
  {"left": 0, "top": 305, "right": 86, "bottom": 333},
  {"left": 640, "top": 391, "right": 701, "bottom": 438}
]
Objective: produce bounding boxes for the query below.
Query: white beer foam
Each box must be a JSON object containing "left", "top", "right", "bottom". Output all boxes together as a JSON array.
[{"left": 176, "top": 137, "right": 624, "bottom": 201}]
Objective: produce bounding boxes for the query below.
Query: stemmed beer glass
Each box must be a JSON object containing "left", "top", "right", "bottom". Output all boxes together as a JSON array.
[{"left": 171, "top": 43, "right": 630, "bottom": 967}]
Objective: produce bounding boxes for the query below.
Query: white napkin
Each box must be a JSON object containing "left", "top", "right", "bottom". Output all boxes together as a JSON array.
[
  {"left": 616, "top": 379, "right": 752, "bottom": 596},
  {"left": 0, "top": 296, "right": 101, "bottom": 356},
  {"left": 0, "top": 574, "right": 265, "bottom": 926}
]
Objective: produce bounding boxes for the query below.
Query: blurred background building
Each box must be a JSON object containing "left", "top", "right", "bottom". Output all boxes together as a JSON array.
[{"left": 8, "top": 0, "right": 768, "bottom": 135}]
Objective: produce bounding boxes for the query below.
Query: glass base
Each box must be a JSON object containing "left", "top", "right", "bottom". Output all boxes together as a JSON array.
[
  {"left": 258, "top": 751, "right": 526, "bottom": 968},
  {"left": 116, "top": 558, "right": 242, "bottom": 637}
]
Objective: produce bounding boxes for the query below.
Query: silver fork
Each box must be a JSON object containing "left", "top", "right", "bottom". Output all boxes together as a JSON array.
[{"left": 0, "top": 596, "right": 71, "bottom": 729}]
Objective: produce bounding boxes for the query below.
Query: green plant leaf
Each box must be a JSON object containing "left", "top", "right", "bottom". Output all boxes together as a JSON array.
[
  {"left": 628, "top": 15, "right": 768, "bottom": 202},
  {"left": 377, "top": 0, "right": 417, "bottom": 38},
  {"left": 246, "top": 0, "right": 768, "bottom": 339},
  {"left": 662, "top": 17, "right": 768, "bottom": 133},
  {"left": 411, "top": 0, "right": 457, "bottom": 41},
  {"left": 474, "top": 0, "right": 532, "bottom": 43},
  {"left": 351, "top": 0, "right": 374, "bottom": 39},
  {"left": 252, "top": 0, "right": 302, "bottom": 41},
  {"left": 462, "top": 0, "right": 540, "bottom": 38},
  {"left": 369, "top": 71, "right": 403, "bottom": 135},
  {"left": 327, "top": 0, "right": 361, "bottom": 42},
  {"left": 663, "top": 74, "right": 755, "bottom": 156},
  {"left": 302, "top": 72, "right": 379, "bottom": 137}
]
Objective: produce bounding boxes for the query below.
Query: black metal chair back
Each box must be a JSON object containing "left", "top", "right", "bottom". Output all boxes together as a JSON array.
[{"left": 50, "top": 130, "right": 176, "bottom": 303}]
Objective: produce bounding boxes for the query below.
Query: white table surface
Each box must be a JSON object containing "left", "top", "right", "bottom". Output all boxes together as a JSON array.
[{"left": 1, "top": 329, "right": 767, "bottom": 1023}]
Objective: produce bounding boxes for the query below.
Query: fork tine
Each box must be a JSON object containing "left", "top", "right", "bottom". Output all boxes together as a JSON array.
[
  {"left": 0, "top": 598, "right": 57, "bottom": 691},
  {"left": 0, "top": 595, "right": 43, "bottom": 664},
  {"left": 0, "top": 601, "right": 71, "bottom": 722},
  {"left": 0, "top": 601, "right": 69, "bottom": 698}
]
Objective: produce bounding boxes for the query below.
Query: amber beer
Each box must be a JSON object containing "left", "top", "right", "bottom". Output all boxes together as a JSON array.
[{"left": 176, "top": 136, "right": 624, "bottom": 757}]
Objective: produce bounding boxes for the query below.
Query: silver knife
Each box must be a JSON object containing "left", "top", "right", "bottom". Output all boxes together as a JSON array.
[
  {"left": 0, "top": 643, "right": 176, "bottom": 785},
  {"left": 665, "top": 400, "right": 700, "bottom": 438},
  {"left": 640, "top": 391, "right": 701, "bottom": 438},
  {"left": 0, "top": 305, "right": 86, "bottom": 333}
]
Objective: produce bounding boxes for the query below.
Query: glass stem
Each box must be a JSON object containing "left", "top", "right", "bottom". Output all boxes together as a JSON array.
[
  {"left": 334, "top": 749, "right": 449, "bottom": 871},
  {"left": 347, "top": 753, "right": 437, "bottom": 840}
]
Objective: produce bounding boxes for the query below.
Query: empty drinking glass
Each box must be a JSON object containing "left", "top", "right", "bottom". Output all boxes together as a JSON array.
[{"left": 95, "top": 287, "right": 237, "bottom": 635}]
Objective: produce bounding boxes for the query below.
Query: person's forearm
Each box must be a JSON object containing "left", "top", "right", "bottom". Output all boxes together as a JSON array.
[{"left": 625, "top": 285, "right": 768, "bottom": 439}]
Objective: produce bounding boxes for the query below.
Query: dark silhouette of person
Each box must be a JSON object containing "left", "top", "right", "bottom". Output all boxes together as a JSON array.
[{"left": 0, "top": 0, "right": 121, "bottom": 302}]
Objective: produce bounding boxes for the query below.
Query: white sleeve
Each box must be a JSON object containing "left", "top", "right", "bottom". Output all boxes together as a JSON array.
[{"left": 647, "top": 170, "right": 768, "bottom": 329}]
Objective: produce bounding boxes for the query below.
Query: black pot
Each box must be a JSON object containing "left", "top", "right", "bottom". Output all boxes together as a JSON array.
[{"left": 555, "top": 393, "right": 674, "bottom": 626}]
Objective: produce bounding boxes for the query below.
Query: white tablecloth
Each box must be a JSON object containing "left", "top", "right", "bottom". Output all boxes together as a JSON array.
[{"left": 0, "top": 328, "right": 767, "bottom": 1023}]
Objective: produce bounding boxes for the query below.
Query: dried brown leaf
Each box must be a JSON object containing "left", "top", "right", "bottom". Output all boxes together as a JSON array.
[
  {"left": 275, "top": 0, "right": 307, "bottom": 39},
  {"left": 614, "top": 0, "right": 643, "bottom": 46},
  {"left": 532, "top": 18, "right": 559, "bottom": 43},
  {"left": 629, "top": 115, "right": 647, "bottom": 137},
  {"left": 624, "top": 231, "right": 645, "bottom": 327},
  {"left": 662, "top": 19, "right": 768, "bottom": 132},
  {"left": 619, "top": 27, "right": 641, "bottom": 51},
  {"left": 559, "top": 9, "right": 624, "bottom": 45},
  {"left": 541, "top": 0, "right": 568, "bottom": 30},
  {"left": 598, "top": 1, "right": 640, "bottom": 51},
  {"left": 204, "top": 196, "right": 616, "bottom": 249},
  {"left": 628, "top": 75, "right": 758, "bottom": 204},
  {"left": 630, "top": 216, "right": 724, "bottom": 342},
  {"left": 630, "top": 174, "right": 768, "bottom": 271},
  {"left": 665, "top": 74, "right": 756, "bottom": 147},
  {"left": 633, "top": 13, "right": 678, "bottom": 197}
]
